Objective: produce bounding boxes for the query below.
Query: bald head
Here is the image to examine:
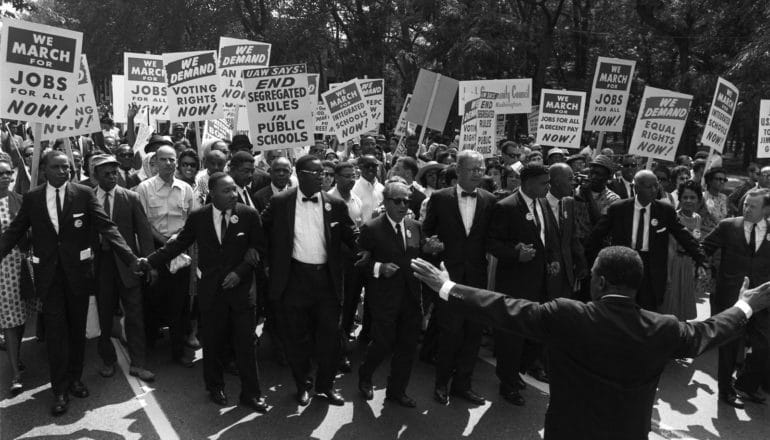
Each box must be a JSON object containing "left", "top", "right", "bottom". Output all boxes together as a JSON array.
[
  {"left": 548, "top": 162, "right": 574, "bottom": 198},
  {"left": 633, "top": 170, "right": 659, "bottom": 205}
]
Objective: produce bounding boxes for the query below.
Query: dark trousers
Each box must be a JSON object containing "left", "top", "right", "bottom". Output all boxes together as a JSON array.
[
  {"left": 96, "top": 251, "right": 146, "bottom": 368},
  {"left": 434, "top": 302, "right": 483, "bottom": 391},
  {"left": 43, "top": 265, "right": 89, "bottom": 395},
  {"left": 147, "top": 263, "right": 190, "bottom": 359},
  {"left": 279, "top": 261, "right": 341, "bottom": 393},
  {"left": 359, "top": 293, "right": 421, "bottom": 395},
  {"left": 200, "top": 299, "right": 261, "bottom": 398},
  {"left": 637, "top": 252, "right": 657, "bottom": 311},
  {"left": 341, "top": 259, "right": 364, "bottom": 336},
  {"left": 495, "top": 330, "right": 541, "bottom": 392},
  {"left": 719, "top": 309, "right": 770, "bottom": 394}
]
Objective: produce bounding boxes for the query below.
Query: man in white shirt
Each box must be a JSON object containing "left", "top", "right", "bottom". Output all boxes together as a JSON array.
[{"left": 352, "top": 155, "right": 384, "bottom": 222}]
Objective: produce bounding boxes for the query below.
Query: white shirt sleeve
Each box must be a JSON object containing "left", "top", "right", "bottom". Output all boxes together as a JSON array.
[
  {"left": 438, "top": 281, "right": 456, "bottom": 301},
  {"left": 373, "top": 262, "right": 381, "bottom": 278},
  {"left": 734, "top": 299, "right": 753, "bottom": 319}
]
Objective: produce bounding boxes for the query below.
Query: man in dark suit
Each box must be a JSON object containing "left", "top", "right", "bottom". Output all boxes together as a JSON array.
[
  {"left": 252, "top": 156, "right": 292, "bottom": 214},
  {"left": 411, "top": 247, "right": 770, "bottom": 440},
  {"left": 703, "top": 188, "right": 770, "bottom": 408},
  {"left": 487, "top": 164, "right": 552, "bottom": 405},
  {"left": 261, "top": 155, "right": 359, "bottom": 406},
  {"left": 91, "top": 155, "right": 156, "bottom": 382},
  {"left": 607, "top": 154, "right": 638, "bottom": 199},
  {"left": 391, "top": 156, "right": 426, "bottom": 219},
  {"left": 114, "top": 144, "right": 141, "bottom": 189},
  {"left": 588, "top": 170, "right": 705, "bottom": 311},
  {"left": 136, "top": 172, "right": 267, "bottom": 413},
  {"left": 422, "top": 150, "right": 496, "bottom": 405},
  {"left": 227, "top": 151, "right": 257, "bottom": 208},
  {"left": 357, "top": 181, "right": 439, "bottom": 408},
  {"left": 0, "top": 150, "right": 138, "bottom": 416}
]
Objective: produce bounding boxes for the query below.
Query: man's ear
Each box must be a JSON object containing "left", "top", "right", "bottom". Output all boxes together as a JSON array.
[{"left": 597, "top": 275, "right": 607, "bottom": 292}]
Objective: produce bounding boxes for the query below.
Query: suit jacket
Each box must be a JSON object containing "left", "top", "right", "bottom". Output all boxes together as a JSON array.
[
  {"left": 147, "top": 203, "right": 264, "bottom": 312},
  {"left": 261, "top": 187, "right": 358, "bottom": 303},
  {"left": 0, "top": 182, "right": 135, "bottom": 299},
  {"left": 422, "top": 186, "right": 495, "bottom": 287},
  {"left": 408, "top": 186, "right": 427, "bottom": 221},
  {"left": 445, "top": 283, "right": 749, "bottom": 440},
  {"left": 542, "top": 196, "right": 587, "bottom": 299},
  {"left": 587, "top": 199, "right": 705, "bottom": 304},
  {"left": 251, "top": 168, "right": 271, "bottom": 192},
  {"left": 358, "top": 215, "right": 423, "bottom": 311},
  {"left": 487, "top": 190, "right": 549, "bottom": 301},
  {"left": 93, "top": 186, "right": 155, "bottom": 288},
  {"left": 252, "top": 185, "right": 274, "bottom": 215},
  {"left": 608, "top": 178, "right": 633, "bottom": 199},
  {"left": 703, "top": 217, "right": 770, "bottom": 312},
  {"left": 116, "top": 168, "right": 141, "bottom": 189}
]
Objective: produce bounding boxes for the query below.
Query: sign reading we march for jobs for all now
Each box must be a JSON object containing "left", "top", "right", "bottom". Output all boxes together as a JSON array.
[
  {"left": 0, "top": 18, "right": 83, "bottom": 125},
  {"left": 124, "top": 52, "right": 169, "bottom": 123},
  {"left": 584, "top": 57, "right": 635, "bottom": 132},
  {"left": 628, "top": 86, "right": 692, "bottom": 162},
  {"left": 41, "top": 54, "right": 100, "bottom": 140},
  {"left": 163, "top": 50, "right": 223, "bottom": 123}
]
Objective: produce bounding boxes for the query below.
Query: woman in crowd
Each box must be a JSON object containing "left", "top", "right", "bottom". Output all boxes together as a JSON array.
[
  {"left": 661, "top": 180, "right": 703, "bottom": 320},
  {"left": 653, "top": 164, "right": 676, "bottom": 205},
  {"left": 0, "top": 157, "right": 37, "bottom": 395},
  {"left": 700, "top": 167, "right": 728, "bottom": 236},
  {"left": 486, "top": 163, "right": 503, "bottom": 191},
  {"left": 525, "top": 150, "right": 543, "bottom": 166},
  {"left": 175, "top": 149, "right": 200, "bottom": 194},
  {"left": 669, "top": 165, "right": 691, "bottom": 207},
  {"left": 416, "top": 162, "right": 444, "bottom": 198}
]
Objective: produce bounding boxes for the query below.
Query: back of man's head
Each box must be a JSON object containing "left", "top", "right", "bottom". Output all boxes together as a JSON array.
[{"left": 591, "top": 246, "right": 644, "bottom": 300}]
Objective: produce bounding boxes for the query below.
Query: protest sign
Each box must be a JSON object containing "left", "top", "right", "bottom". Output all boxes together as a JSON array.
[
  {"left": 700, "top": 77, "right": 739, "bottom": 153},
  {"left": 124, "top": 52, "right": 168, "bottom": 123},
  {"left": 459, "top": 98, "right": 479, "bottom": 151},
  {"left": 536, "top": 90, "right": 586, "bottom": 149},
  {"left": 359, "top": 78, "right": 384, "bottom": 123},
  {"left": 584, "top": 57, "right": 635, "bottom": 132},
  {"left": 322, "top": 78, "right": 377, "bottom": 142},
  {"left": 0, "top": 18, "right": 83, "bottom": 125},
  {"left": 394, "top": 94, "right": 413, "bottom": 137},
  {"left": 758, "top": 100, "right": 770, "bottom": 159},
  {"left": 314, "top": 102, "right": 333, "bottom": 135},
  {"left": 496, "top": 114, "right": 506, "bottom": 141},
  {"left": 458, "top": 79, "right": 532, "bottom": 116},
  {"left": 112, "top": 74, "right": 126, "bottom": 123},
  {"left": 202, "top": 106, "right": 236, "bottom": 144},
  {"left": 527, "top": 105, "right": 539, "bottom": 137},
  {"left": 307, "top": 74, "right": 319, "bottom": 101},
  {"left": 41, "top": 54, "right": 100, "bottom": 140},
  {"left": 242, "top": 64, "right": 312, "bottom": 151},
  {"left": 163, "top": 50, "right": 222, "bottom": 123},
  {"left": 235, "top": 106, "right": 249, "bottom": 136},
  {"left": 459, "top": 92, "right": 497, "bottom": 156},
  {"left": 405, "top": 69, "right": 458, "bottom": 135},
  {"left": 218, "top": 37, "right": 271, "bottom": 106},
  {"left": 628, "top": 86, "right": 692, "bottom": 162}
]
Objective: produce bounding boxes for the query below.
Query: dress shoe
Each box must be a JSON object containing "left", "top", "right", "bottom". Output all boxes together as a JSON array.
[
  {"left": 451, "top": 388, "right": 485, "bottom": 405},
  {"left": 516, "top": 376, "right": 527, "bottom": 390},
  {"left": 385, "top": 393, "right": 417, "bottom": 408},
  {"left": 239, "top": 396, "right": 268, "bottom": 413},
  {"left": 339, "top": 356, "right": 352, "bottom": 374},
  {"left": 209, "top": 389, "right": 228, "bottom": 406},
  {"left": 317, "top": 389, "right": 345, "bottom": 406},
  {"left": 296, "top": 389, "right": 311, "bottom": 406},
  {"left": 129, "top": 366, "right": 155, "bottom": 382},
  {"left": 69, "top": 380, "right": 89, "bottom": 398},
  {"left": 185, "top": 338, "right": 202, "bottom": 350},
  {"left": 735, "top": 384, "right": 766, "bottom": 404},
  {"left": 500, "top": 389, "right": 525, "bottom": 406},
  {"left": 528, "top": 368, "right": 549, "bottom": 384},
  {"left": 719, "top": 392, "right": 745, "bottom": 409},
  {"left": 433, "top": 386, "right": 449, "bottom": 405},
  {"left": 10, "top": 378, "right": 23, "bottom": 396},
  {"left": 51, "top": 394, "right": 68, "bottom": 416},
  {"left": 359, "top": 380, "right": 373, "bottom": 400},
  {"left": 99, "top": 363, "right": 116, "bottom": 378}
]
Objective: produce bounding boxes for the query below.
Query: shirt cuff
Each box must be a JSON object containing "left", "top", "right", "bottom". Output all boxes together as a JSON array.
[
  {"left": 734, "top": 299, "right": 753, "bottom": 319},
  {"left": 373, "top": 262, "right": 381, "bottom": 278},
  {"left": 438, "top": 281, "right": 456, "bottom": 301}
]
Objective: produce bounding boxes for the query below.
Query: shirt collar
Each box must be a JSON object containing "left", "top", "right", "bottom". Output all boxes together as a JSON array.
[
  {"left": 385, "top": 213, "right": 404, "bottom": 230},
  {"left": 456, "top": 185, "right": 477, "bottom": 198},
  {"left": 212, "top": 205, "right": 230, "bottom": 217},
  {"left": 546, "top": 191, "right": 560, "bottom": 205},
  {"left": 47, "top": 181, "right": 68, "bottom": 192},
  {"left": 152, "top": 175, "right": 183, "bottom": 191},
  {"left": 97, "top": 185, "right": 116, "bottom": 197},
  {"left": 634, "top": 197, "right": 650, "bottom": 209},
  {"left": 519, "top": 189, "right": 535, "bottom": 207},
  {"left": 298, "top": 188, "right": 320, "bottom": 201},
  {"left": 271, "top": 182, "right": 288, "bottom": 194},
  {"left": 745, "top": 218, "right": 767, "bottom": 229}
]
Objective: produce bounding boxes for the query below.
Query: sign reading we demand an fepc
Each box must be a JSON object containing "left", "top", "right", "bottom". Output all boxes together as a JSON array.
[{"left": 0, "top": 18, "right": 83, "bottom": 126}]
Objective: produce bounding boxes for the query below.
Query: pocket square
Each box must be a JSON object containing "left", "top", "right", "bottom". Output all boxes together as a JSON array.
[
  {"left": 656, "top": 227, "right": 667, "bottom": 233},
  {"left": 73, "top": 213, "right": 84, "bottom": 218},
  {"left": 237, "top": 232, "right": 245, "bottom": 237},
  {"left": 330, "top": 222, "right": 339, "bottom": 228}
]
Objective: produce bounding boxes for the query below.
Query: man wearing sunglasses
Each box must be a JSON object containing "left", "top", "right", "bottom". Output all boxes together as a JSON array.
[
  {"left": 608, "top": 155, "right": 638, "bottom": 199},
  {"left": 114, "top": 144, "right": 141, "bottom": 189}
]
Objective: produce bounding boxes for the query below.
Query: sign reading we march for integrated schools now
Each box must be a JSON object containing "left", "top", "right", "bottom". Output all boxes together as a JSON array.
[
  {"left": 218, "top": 37, "right": 271, "bottom": 106},
  {"left": 124, "top": 52, "right": 169, "bottom": 123},
  {"left": 163, "top": 50, "right": 223, "bottom": 123},
  {"left": 536, "top": 89, "right": 586, "bottom": 149},
  {"left": 700, "top": 77, "right": 739, "bottom": 153},
  {"left": 628, "top": 86, "right": 692, "bottom": 162},
  {"left": 585, "top": 57, "right": 635, "bottom": 132},
  {"left": 322, "top": 78, "right": 377, "bottom": 142},
  {"left": 41, "top": 54, "right": 100, "bottom": 140},
  {"left": 242, "top": 64, "right": 312, "bottom": 151},
  {"left": 0, "top": 18, "right": 83, "bottom": 125}
]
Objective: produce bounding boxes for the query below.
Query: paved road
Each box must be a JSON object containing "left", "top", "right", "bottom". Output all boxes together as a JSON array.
[{"left": 1, "top": 294, "right": 769, "bottom": 440}]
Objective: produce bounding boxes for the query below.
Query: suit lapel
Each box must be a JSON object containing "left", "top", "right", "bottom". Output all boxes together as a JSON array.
[
  {"left": 623, "top": 200, "right": 636, "bottom": 245},
  {"left": 38, "top": 187, "right": 58, "bottom": 235},
  {"left": 287, "top": 188, "right": 297, "bottom": 246},
  {"left": 320, "top": 192, "right": 331, "bottom": 247},
  {"left": 468, "top": 192, "right": 485, "bottom": 235},
  {"left": 738, "top": 218, "right": 755, "bottom": 255},
  {"left": 61, "top": 183, "right": 76, "bottom": 220},
  {"left": 448, "top": 188, "right": 466, "bottom": 235}
]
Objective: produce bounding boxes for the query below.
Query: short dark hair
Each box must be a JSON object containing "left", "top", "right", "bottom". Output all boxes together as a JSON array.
[
  {"left": 501, "top": 141, "right": 519, "bottom": 156},
  {"left": 229, "top": 151, "right": 255, "bottom": 170},
  {"left": 595, "top": 246, "right": 644, "bottom": 291},
  {"left": 652, "top": 164, "right": 671, "bottom": 179},
  {"left": 692, "top": 158, "right": 707, "bottom": 173},
  {"left": 295, "top": 154, "right": 319, "bottom": 172},
  {"left": 42, "top": 149, "right": 67, "bottom": 166},
  {"left": 334, "top": 161, "right": 355, "bottom": 175},
  {"left": 519, "top": 163, "right": 548, "bottom": 183},
  {"left": 677, "top": 180, "right": 703, "bottom": 202},
  {"left": 703, "top": 167, "right": 726, "bottom": 185},
  {"left": 745, "top": 188, "right": 770, "bottom": 207},
  {"left": 177, "top": 149, "right": 200, "bottom": 169},
  {"left": 670, "top": 165, "right": 690, "bottom": 180},
  {"left": 397, "top": 156, "right": 419, "bottom": 178},
  {"left": 675, "top": 155, "right": 691, "bottom": 165},
  {"left": 441, "top": 164, "right": 458, "bottom": 187},
  {"left": 208, "top": 171, "right": 230, "bottom": 191}
]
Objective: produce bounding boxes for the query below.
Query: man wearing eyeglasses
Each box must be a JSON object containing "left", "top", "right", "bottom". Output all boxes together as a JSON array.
[
  {"left": 115, "top": 144, "right": 141, "bottom": 189},
  {"left": 261, "top": 155, "right": 360, "bottom": 407},
  {"left": 608, "top": 155, "right": 638, "bottom": 199}
]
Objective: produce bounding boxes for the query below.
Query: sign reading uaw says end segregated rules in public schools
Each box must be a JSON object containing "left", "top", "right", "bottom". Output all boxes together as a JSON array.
[
  {"left": 535, "top": 89, "right": 586, "bottom": 149},
  {"left": 628, "top": 86, "right": 692, "bottom": 162},
  {"left": 0, "top": 18, "right": 83, "bottom": 126}
]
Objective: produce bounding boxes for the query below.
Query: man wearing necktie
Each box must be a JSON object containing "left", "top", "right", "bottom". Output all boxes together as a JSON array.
[
  {"left": 136, "top": 172, "right": 268, "bottom": 413},
  {"left": 703, "top": 188, "right": 770, "bottom": 408},
  {"left": 261, "top": 155, "right": 360, "bottom": 406},
  {"left": 0, "top": 151, "right": 138, "bottom": 416},
  {"left": 487, "top": 164, "right": 552, "bottom": 406},
  {"left": 91, "top": 155, "right": 156, "bottom": 383},
  {"left": 252, "top": 156, "right": 293, "bottom": 214},
  {"left": 227, "top": 152, "right": 257, "bottom": 208},
  {"left": 588, "top": 170, "right": 705, "bottom": 312}
]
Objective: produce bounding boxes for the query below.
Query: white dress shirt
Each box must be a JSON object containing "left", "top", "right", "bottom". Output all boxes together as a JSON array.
[
  {"left": 236, "top": 184, "right": 254, "bottom": 207},
  {"left": 545, "top": 191, "right": 561, "bottom": 228},
  {"left": 519, "top": 190, "right": 545, "bottom": 244},
  {"left": 271, "top": 182, "right": 290, "bottom": 195},
  {"left": 744, "top": 218, "right": 767, "bottom": 253},
  {"left": 456, "top": 185, "right": 477, "bottom": 236},
  {"left": 631, "top": 198, "right": 652, "bottom": 252},
  {"left": 46, "top": 181, "right": 68, "bottom": 234},
  {"left": 328, "top": 186, "right": 363, "bottom": 226},
  {"left": 352, "top": 177, "right": 384, "bottom": 222},
  {"left": 292, "top": 189, "right": 327, "bottom": 264},
  {"left": 373, "top": 214, "right": 407, "bottom": 278},
  {"left": 212, "top": 206, "right": 230, "bottom": 244},
  {"left": 622, "top": 178, "right": 634, "bottom": 198},
  {"left": 96, "top": 186, "right": 116, "bottom": 220}
]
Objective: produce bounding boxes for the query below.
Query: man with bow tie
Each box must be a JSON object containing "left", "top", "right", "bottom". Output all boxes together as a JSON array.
[{"left": 261, "top": 155, "right": 360, "bottom": 406}]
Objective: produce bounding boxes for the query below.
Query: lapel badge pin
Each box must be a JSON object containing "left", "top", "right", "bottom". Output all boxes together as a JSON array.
[
  {"left": 525, "top": 212, "right": 534, "bottom": 221},
  {"left": 650, "top": 218, "right": 658, "bottom": 227},
  {"left": 74, "top": 219, "right": 83, "bottom": 228},
  {"left": 230, "top": 215, "right": 239, "bottom": 224},
  {"left": 325, "top": 202, "right": 332, "bottom": 212}
]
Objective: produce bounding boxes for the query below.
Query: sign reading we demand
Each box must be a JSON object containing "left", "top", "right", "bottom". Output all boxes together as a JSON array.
[
  {"left": 0, "top": 18, "right": 83, "bottom": 125},
  {"left": 163, "top": 50, "right": 223, "bottom": 123},
  {"left": 628, "top": 87, "right": 692, "bottom": 162}
]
